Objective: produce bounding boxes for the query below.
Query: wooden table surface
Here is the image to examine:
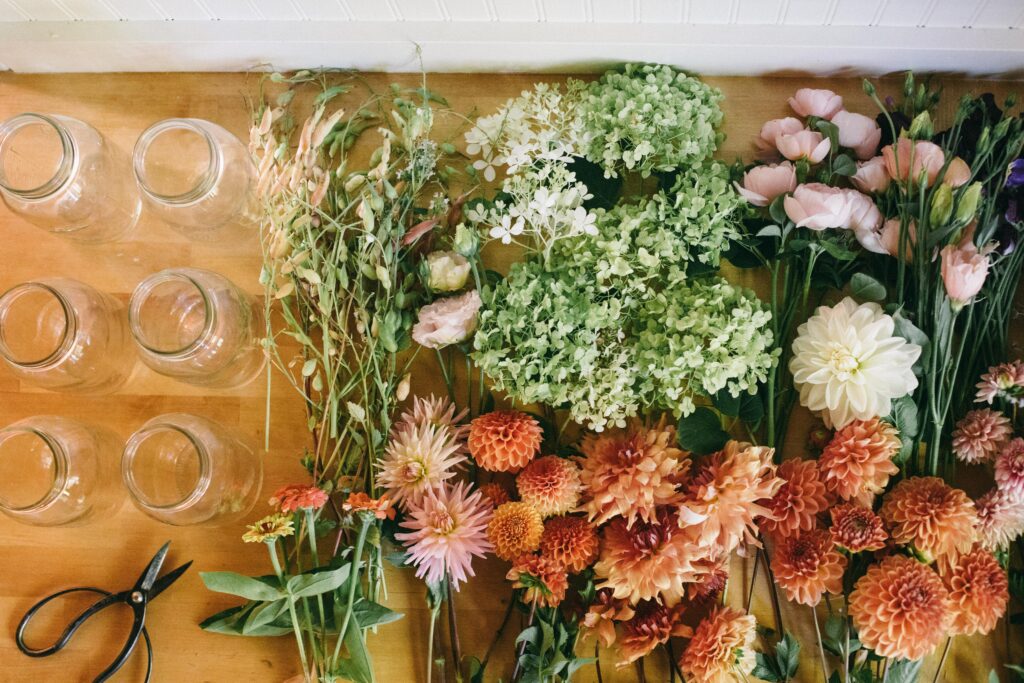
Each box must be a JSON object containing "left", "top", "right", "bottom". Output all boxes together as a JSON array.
[{"left": 0, "top": 71, "right": 1020, "bottom": 683}]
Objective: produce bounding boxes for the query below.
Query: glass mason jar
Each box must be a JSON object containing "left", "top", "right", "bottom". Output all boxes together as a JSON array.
[
  {"left": 133, "top": 118, "right": 258, "bottom": 241},
  {"left": 0, "top": 113, "right": 141, "bottom": 243},
  {"left": 0, "top": 416, "right": 123, "bottom": 526},
  {"left": 128, "top": 268, "right": 265, "bottom": 388},
  {"left": 122, "top": 413, "right": 262, "bottom": 526},
  {"left": 0, "top": 278, "right": 136, "bottom": 393}
]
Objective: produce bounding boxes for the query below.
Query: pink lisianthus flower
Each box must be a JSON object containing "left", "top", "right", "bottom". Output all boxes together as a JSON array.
[
  {"left": 755, "top": 117, "right": 804, "bottom": 156},
  {"left": 777, "top": 130, "right": 831, "bottom": 164},
  {"left": 882, "top": 138, "right": 946, "bottom": 187},
  {"left": 941, "top": 242, "right": 990, "bottom": 309},
  {"left": 788, "top": 88, "right": 844, "bottom": 120},
  {"left": 734, "top": 162, "right": 797, "bottom": 207},
  {"left": 412, "top": 290, "right": 482, "bottom": 349},
  {"left": 783, "top": 183, "right": 852, "bottom": 230},
  {"left": 851, "top": 156, "right": 891, "bottom": 194},
  {"left": 832, "top": 110, "right": 882, "bottom": 160}
]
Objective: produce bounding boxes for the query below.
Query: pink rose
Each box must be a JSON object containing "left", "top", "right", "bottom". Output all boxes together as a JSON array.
[
  {"left": 851, "top": 156, "right": 891, "bottom": 194},
  {"left": 941, "top": 243, "right": 989, "bottom": 307},
  {"left": 755, "top": 117, "right": 804, "bottom": 155},
  {"left": 412, "top": 290, "right": 481, "bottom": 349},
  {"left": 777, "top": 130, "right": 831, "bottom": 164},
  {"left": 882, "top": 138, "right": 945, "bottom": 187},
  {"left": 844, "top": 189, "right": 883, "bottom": 236},
  {"left": 783, "top": 183, "right": 852, "bottom": 230},
  {"left": 734, "top": 162, "right": 797, "bottom": 207},
  {"left": 943, "top": 157, "right": 971, "bottom": 187},
  {"left": 832, "top": 110, "right": 882, "bottom": 160},
  {"left": 788, "top": 88, "right": 844, "bottom": 120}
]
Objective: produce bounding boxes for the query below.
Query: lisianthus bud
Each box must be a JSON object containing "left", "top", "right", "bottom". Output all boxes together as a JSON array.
[
  {"left": 396, "top": 373, "right": 411, "bottom": 401},
  {"left": 929, "top": 183, "right": 954, "bottom": 227},
  {"left": 941, "top": 243, "right": 989, "bottom": 309},
  {"left": 909, "top": 111, "right": 933, "bottom": 140},
  {"left": 426, "top": 251, "right": 471, "bottom": 292},
  {"left": 453, "top": 222, "right": 480, "bottom": 258},
  {"left": 955, "top": 182, "right": 983, "bottom": 224}
]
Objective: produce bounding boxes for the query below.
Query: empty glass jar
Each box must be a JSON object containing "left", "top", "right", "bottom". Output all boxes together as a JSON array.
[
  {"left": 0, "top": 278, "right": 136, "bottom": 393},
  {"left": 133, "top": 118, "right": 258, "bottom": 241},
  {"left": 0, "top": 416, "right": 123, "bottom": 526},
  {"left": 121, "top": 413, "right": 261, "bottom": 526},
  {"left": 0, "top": 113, "right": 141, "bottom": 243},
  {"left": 128, "top": 268, "right": 265, "bottom": 388}
]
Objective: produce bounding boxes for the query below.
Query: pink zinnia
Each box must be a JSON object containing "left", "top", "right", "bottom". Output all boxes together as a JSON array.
[
  {"left": 995, "top": 438, "right": 1024, "bottom": 501},
  {"left": 952, "top": 409, "right": 1012, "bottom": 464},
  {"left": 976, "top": 360, "right": 1024, "bottom": 406},
  {"left": 270, "top": 484, "right": 330, "bottom": 513},
  {"left": 975, "top": 489, "right": 1024, "bottom": 552},
  {"left": 395, "top": 481, "right": 493, "bottom": 589}
]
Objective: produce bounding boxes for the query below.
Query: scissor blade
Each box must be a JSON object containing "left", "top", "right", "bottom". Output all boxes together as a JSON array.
[
  {"left": 148, "top": 561, "right": 193, "bottom": 601},
  {"left": 136, "top": 541, "right": 171, "bottom": 592}
]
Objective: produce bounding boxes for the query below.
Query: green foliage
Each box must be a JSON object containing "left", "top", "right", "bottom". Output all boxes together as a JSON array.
[
  {"left": 677, "top": 407, "right": 731, "bottom": 455},
  {"left": 752, "top": 632, "right": 801, "bottom": 681},
  {"left": 513, "top": 608, "right": 593, "bottom": 683}
]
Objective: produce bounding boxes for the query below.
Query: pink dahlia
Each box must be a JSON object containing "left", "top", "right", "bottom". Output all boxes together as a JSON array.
[
  {"left": 394, "top": 393, "right": 470, "bottom": 448},
  {"left": 975, "top": 489, "right": 1024, "bottom": 551},
  {"left": 995, "top": 437, "right": 1024, "bottom": 501},
  {"left": 377, "top": 422, "right": 465, "bottom": 508},
  {"left": 976, "top": 360, "right": 1024, "bottom": 406},
  {"left": 952, "top": 409, "right": 1012, "bottom": 464}
]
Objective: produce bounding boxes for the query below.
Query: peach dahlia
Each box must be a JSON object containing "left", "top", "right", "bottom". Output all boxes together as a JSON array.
[
  {"left": 468, "top": 410, "right": 542, "bottom": 472},
  {"left": 487, "top": 501, "right": 544, "bottom": 561},
  {"left": 880, "top": 476, "right": 977, "bottom": 562},
  {"left": 818, "top": 417, "right": 900, "bottom": 505},
  {"left": 770, "top": 528, "right": 846, "bottom": 606},
  {"left": 516, "top": 455, "right": 582, "bottom": 517}
]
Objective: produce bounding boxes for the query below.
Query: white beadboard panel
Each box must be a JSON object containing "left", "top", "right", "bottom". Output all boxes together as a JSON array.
[
  {"left": 491, "top": 0, "right": 537, "bottom": 22},
  {"left": 541, "top": 0, "right": 584, "bottom": 22},
  {"left": 638, "top": 0, "right": 681, "bottom": 23},
  {"left": 290, "top": 0, "right": 349, "bottom": 20},
  {"left": 875, "top": 0, "right": 930, "bottom": 27},
  {"left": 973, "top": 0, "right": 1021, "bottom": 28},
  {"left": 392, "top": 0, "right": 444, "bottom": 22},
  {"left": 100, "top": 0, "right": 167, "bottom": 20},
  {"left": 343, "top": 0, "right": 393, "bottom": 20},
  {"left": 926, "top": 0, "right": 979, "bottom": 28},
  {"left": 688, "top": 0, "right": 734, "bottom": 25},
  {"left": 781, "top": 0, "right": 832, "bottom": 26},
  {"left": 591, "top": 0, "right": 633, "bottom": 23},
  {"left": 249, "top": 0, "right": 302, "bottom": 20},
  {"left": 201, "top": 0, "right": 255, "bottom": 20},
  {"left": 151, "top": 0, "right": 209, "bottom": 20},
  {"left": 830, "top": 0, "right": 883, "bottom": 26},
  {"left": 735, "top": 0, "right": 782, "bottom": 25},
  {"left": 442, "top": 0, "right": 491, "bottom": 22},
  {"left": 9, "top": 0, "right": 71, "bottom": 20},
  {"left": 57, "top": 0, "right": 117, "bottom": 20},
  {"left": 0, "top": 1, "right": 28, "bottom": 20}
]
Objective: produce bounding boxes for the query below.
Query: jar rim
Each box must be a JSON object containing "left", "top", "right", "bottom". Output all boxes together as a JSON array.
[
  {"left": 128, "top": 269, "right": 216, "bottom": 358},
  {"left": 0, "top": 281, "right": 78, "bottom": 369},
  {"left": 122, "top": 421, "right": 211, "bottom": 511},
  {"left": 0, "top": 113, "right": 76, "bottom": 199},
  {"left": 133, "top": 118, "right": 222, "bottom": 206},
  {"left": 0, "top": 426, "right": 67, "bottom": 512}
]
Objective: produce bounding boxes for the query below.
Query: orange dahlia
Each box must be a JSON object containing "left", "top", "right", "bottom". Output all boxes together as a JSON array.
[
  {"left": 829, "top": 503, "right": 887, "bottom": 552},
  {"left": 479, "top": 482, "right": 512, "bottom": 508},
  {"left": 581, "top": 588, "right": 635, "bottom": 648},
  {"left": 468, "top": 410, "right": 542, "bottom": 472},
  {"left": 760, "top": 458, "right": 830, "bottom": 539},
  {"left": 679, "top": 606, "right": 757, "bottom": 683},
  {"left": 686, "top": 557, "right": 729, "bottom": 606},
  {"left": 594, "top": 508, "right": 706, "bottom": 606},
  {"left": 849, "top": 555, "right": 950, "bottom": 661},
  {"left": 540, "top": 515, "right": 599, "bottom": 573},
  {"left": 617, "top": 600, "right": 692, "bottom": 666},
  {"left": 880, "top": 476, "right": 978, "bottom": 562},
  {"left": 939, "top": 546, "right": 1009, "bottom": 636},
  {"left": 578, "top": 420, "right": 687, "bottom": 528},
  {"left": 487, "top": 501, "right": 544, "bottom": 561},
  {"left": 679, "top": 441, "right": 784, "bottom": 555},
  {"left": 818, "top": 417, "right": 900, "bottom": 505},
  {"left": 516, "top": 455, "right": 582, "bottom": 517},
  {"left": 507, "top": 553, "right": 568, "bottom": 608},
  {"left": 770, "top": 528, "right": 846, "bottom": 606}
]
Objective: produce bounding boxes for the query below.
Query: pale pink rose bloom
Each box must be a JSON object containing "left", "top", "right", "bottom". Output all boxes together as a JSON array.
[
  {"left": 412, "top": 290, "right": 482, "bottom": 349},
  {"left": 844, "top": 190, "right": 883, "bottom": 249},
  {"left": 783, "top": 183, "right": 852, "bottom": 230},
  {"left": 832, "top": 110, "right": 882, "bottom": 160},
  {"left": 777, "top": 130, "right": 831, "bottom": 164},
  {"left": 944, "top": 157, "right": 971, "bottom": 187},
  {"left": 882, "top": 138, "right": 945, "bottom": 187},
  {"left": 755, "top": 117, "right": 804, "bottom": 155},
  {"left": 788, "top": 88, "right": 844, "bottom": 120},
  {"left": 941, "top": 243, "right": 989, "bottom": 306},
  {"left": 734, "top": 162, "right": 797, "bottom": 206},
  {"left": 851, "top": 156, "right": 891, "bottom": 194}
]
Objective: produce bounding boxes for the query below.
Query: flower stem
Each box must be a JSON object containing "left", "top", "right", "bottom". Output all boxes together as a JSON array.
[
  {"left": 427, "top": 603, "right": 439, "bottom": 683},
  {"left": 931, "top": 637, "right": 952, "bottom": 683},
  {"left": 270, "top": 541, "right": 310, "bottom": 680},
  {"left": 447, "top": 576, "right": 463, "bottom": 681},
  {"left": 811, "top": 604, "right": 829, "bottom": 683},
  {"left": 332, "top": 515, "right": 372, "bottom": 668},
  {"left": 510, "top": 598, "right": 537, "bottom": 683}
]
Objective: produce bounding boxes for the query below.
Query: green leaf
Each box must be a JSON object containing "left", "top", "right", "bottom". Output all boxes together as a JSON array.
[
  {"left": 242, "top": 599, "right": 289, "bottom": 634},
  {"left": 887, "top": 658, "right": 924, "bottom": 683},
  {"left": 333, "top": 624, "right": 374, "bottom": 683},
  {"left": 353, "top": 599, "right": 403, "bottom": 628},
  {"left": 817, "top": 238, "right": 859, "bottom": 261},
  {"left": 850, "top": 273, "right": 887, "bottom": 302},
  {"left": 200, "top": 572, "right": 284, "bottom": 602},
  {"left": 832, "top": 154, "right": 858, "bottom": 177},
  {"left": 753, "top": 652, "right": 781, "bottom": 682},
  {"left": 677, "top": 407, "right": 730, "bottom": 456},
  {"left": 757, "top": 225, "right": 782, "bottom": 238},
  {"left": 712, "top": 389, "right": 741, "bottom": 416},
  {"left": 769, "top": 194, "right": 789, "bottom": 225},
  {"left": 775, "top": 632, "right": 801, "bottom": 677},
  {"left": 199, "top": 602, "right": 293, "bottom": 637},
  {"left": 739, "top": 391, "right": 765, "bottom": 424},
  {"left": 287, "top": 564, "right": 352, "bottom": 598},
  {"left": 991, "top": 671, "right": 1001, "bottom": 683}
]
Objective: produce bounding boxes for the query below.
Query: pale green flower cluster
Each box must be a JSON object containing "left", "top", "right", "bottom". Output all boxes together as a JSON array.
[{"left": 578, "top": 63, "right": 724, "bottom": 178}]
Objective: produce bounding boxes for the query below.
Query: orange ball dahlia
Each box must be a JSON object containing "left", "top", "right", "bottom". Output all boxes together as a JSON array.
[
  {"left": 770, "top": 528, "right": 846, "bottom": 606},
  {"left": 880, "top": 476, "right": 978, "bottom": 562},
  {"left": 516, "top": 455, "right": 582, "bottom": 517},
  {"left": 506, "top": 553, "right": 568, "bottom": 608},
  {"left": 679, "top": 606, "right": 757, "bottom": 683},
  {"left": 819, "top": 417, "right": 900, "bottom": 505},
  {"left": 849, "top": 555, "right": 950, "bottom": 661},
  {"left": 829, "top": 503, "right": 887, "bottom": 553},
  {"left": 939, "top": 546, "right": 1009, "bottom": 636},
  {"left": 760, "top": 458, "right": 830, "bottom": 539},
  {"left": 617, "top": 600, "right": 692, "bottom": 666},
  {"left": 479, "top": 481, "right": 512, "bottom": 508},
  {"left": 469, "top": 410, "right": 542, "bottom": 472},
  {"left": 487, "top": 501, "right": 544, "bottom": 561},
  {"left": 594, "top": 508, "right": 706, "bottom": 606},
  {"left": 579, "top": 420, "right": 687, "bottom": 528},
  {"left": 540, "top": 515, "right": 599, "bottom": 573}
]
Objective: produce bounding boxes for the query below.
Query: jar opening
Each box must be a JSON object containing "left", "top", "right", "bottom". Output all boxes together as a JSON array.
[
  {"left": 134, "top": 119, "right": 219, "bottom": 204},
  {"left": 129, "top": 272, "right": 212, "bottom": 356},
  {"left": 0, "top": 283, "right": 74, "bottom": 367},
  {"left": 123, "top": 425, "right": 208, "bottom": 509},
  {"left": 0, "top": 429, "right": 64, "bottom": 511},
  {"left": 0, "top": 114, "right": 73, "bottom": 198}
]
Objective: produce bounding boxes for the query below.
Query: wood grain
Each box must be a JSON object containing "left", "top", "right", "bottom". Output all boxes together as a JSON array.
[{"left": 0, "top": 72, "right": 1020, "bottom": 683}]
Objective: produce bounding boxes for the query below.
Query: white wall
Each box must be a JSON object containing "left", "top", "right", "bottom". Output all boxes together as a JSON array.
[{"left": 0, "top": 0, "right": 1022, "bottom": 75}]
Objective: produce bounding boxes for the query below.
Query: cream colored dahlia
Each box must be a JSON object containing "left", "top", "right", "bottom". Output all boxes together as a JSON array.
[
  {"left": 376, "top": 422, "right": 465, "bottom": 508},
  {"left": 975, "top": 489, "right": 1024, "bottom": 551},
  {"left": 940, "top": 546, "right": 1009, "bottom": 636},
  {"left": 516, "top": 455, "right": 582, "bottom": 517},
  {"left": 995, "top": 437, "right": 1024, "bottom": 501},
  {"left": 487, "top": 501, "right": 544, "bottom": 561},
  {"left": 468, "top": 410, "right": 542, "bottom": 472},
  {"left": 880, "top": 476, "right": 978, "bottom": 562},
  {"left": 829, "top": 503, "right": 887, "bottom": 552},
  {"left": 770, "top": 528, "right": 846, "bottom": 606},
  {"left": 617, "top": 600, "right": 691, "bottom": 666},
  {"left": 678, "top": 441, "right": 784, "bottom": 554},
  {"left": 849, "top": 555, "right": 951, "bottom": 661},
  {"left": 539, "top": 515, "right": 599, "bottom": 573},
  {"left": 952, "top": 409, "right": 1012, "bottom": 464},
  {"left": 819, "top": 417, "right": 900, "bottom": 505},
  {"left": 679, "top": 606, "right": 757, "bottom": 683},
  {"left": 578, "top": 420, "right": 687, "bottom": 528},
  {"left": 760, "top": 458, "right": 830, "bottom": 539},
  {"left": 507, "top": 553, "right": 568, "bottom": 608},
  {"left": 790, "top": 297, "right": 921, "bottom": 428},
  {"left": 394, "top": 393, "right": 470, "bottom": 446}
]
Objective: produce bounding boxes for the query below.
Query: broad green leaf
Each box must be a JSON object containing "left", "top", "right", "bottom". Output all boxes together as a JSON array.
[
  {"left": 832, "top": 154, "right": 858, "bottom": 177},
  {"left": 775, "top": 632, "right": 801, "bottom": 677},
  {"left": 757, "top": 225, "right": 782, "bottom": 238},
  {"left": 677, "top": 407, "right": 730, "bottom": 456},
  {"left": 353, "top": 599, "right": 404, "bottom": 628},
  {"left": 712, "top": 388, "right": 741, "bottom": 416},
  {"left": 769, "top": 194, "right": 788, "bottom": 225},
  {"left": 287, "top": 564, "right": 352, "bottom": 598},
  {"left": 243, "top": 599, "right": 289, "bottom": 634},
  {"left": 753, "top": 652, "right": 781, "bottom": 682},
  {"left": 850, "top": 273, "right": 887, "bottom": 302},
  {"left": 739, "top": 391, "right": 765, "bottom": 424},
  {"left": 200, "top": 572, "right": 284, "bottom": 602},
  {"left": 887, "top": 658, "right": 924, "bottom": 683}
]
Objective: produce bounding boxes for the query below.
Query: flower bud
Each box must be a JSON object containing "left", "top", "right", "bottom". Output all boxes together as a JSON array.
[
  {"left": 807, "top": 424, "right": 833, "bottom": 452},
  {"left": 396, "top": 373, "right": 411, "bottom": 401},
  {"left": 929, "top": 183, "right": 953, "bottom": 227},
  {"left": 453, "top": 222, "right": 480, "bottom": 258},
  {"left": 955, "top": 182, "right": 983, "bottom": 225},
  {"left": 908, "top": 111, "right": 933, "bottom": 140},
  {"left": 426, "top": 251, "right": 471, "bottom": 292}
]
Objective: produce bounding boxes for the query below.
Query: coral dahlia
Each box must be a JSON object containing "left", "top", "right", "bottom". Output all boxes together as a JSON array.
[
  {"left": 952, "top": 409, "right": 1012, "bottom": 464},
  {"left": 539, "top": 515, "right": 599, "bottom": 573},
  {"left": 760, "top": 458, "right": 830, "bottom": 539},
  {"left": 679, "top": 606, "right": 757, "bottom": 683},
  {"left": 995, "top": 437, "right": 1024, "bottom": 501},
  {"left": 940, "top": 546, "right": 1009, "bottom": 636},
  {"left": 975, "top": 489, "right": 1024, "bottom": 552},
  {"left": 468, "top": 410, "right": 542, "bottom": 472},
  {"left": 818, "top": 417, "right": 900, "bottom": 505},
  {"left": 829, "top": 503, "right": 887, "bottom": 552},
  {"left": 516, "top": 455, "right": 582, "bottom": 517},
  {"left": 880, "top": 477, "right": 978, "bottom": 562},
  {"left": 849, "top": 555, "right": 950, "bottom": 661},
  {"left": 771, "top": 529, "right": 846, "bottom": 606},
  {"left": 581, "top": 588, "right": 635, "bottom": 648},
  {"left": 377, "top": 422, "right": 465, "bottom": 508},
  {"left": 507, "top": 553, "right": 568, "bottom": 608},
  {"left": 617, "top": 600, "right": 691, "bottom": 666},
  {"left": 479, "top": 481, "right": 512, "bottom": 508},
  {"left": 487, "top": 501, "right": 544, "bottom": 561}
]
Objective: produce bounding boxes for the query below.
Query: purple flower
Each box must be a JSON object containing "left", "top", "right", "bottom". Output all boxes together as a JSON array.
[{"left": 1007, "top": 159, "right": 1024, "bottom": 189}]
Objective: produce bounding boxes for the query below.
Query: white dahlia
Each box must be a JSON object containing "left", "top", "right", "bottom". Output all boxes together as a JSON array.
[{"left": 790, "top": 297, "right": 921, "bottom": 428}]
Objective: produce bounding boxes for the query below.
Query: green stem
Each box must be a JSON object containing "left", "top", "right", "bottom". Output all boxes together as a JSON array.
[
  {"left": 270, "top": 541, "right": 310, "bottom": 680},
  {"left": 305, "top": 509, "right": 329, "bottom": 656},
  {"left": 332, "top": 515, "right": 373, "bottom": 668}
]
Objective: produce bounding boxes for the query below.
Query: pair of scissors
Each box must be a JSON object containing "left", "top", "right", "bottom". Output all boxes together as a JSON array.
[{"left": 15, "top": 541, "right": 192, "bottom": 682}]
